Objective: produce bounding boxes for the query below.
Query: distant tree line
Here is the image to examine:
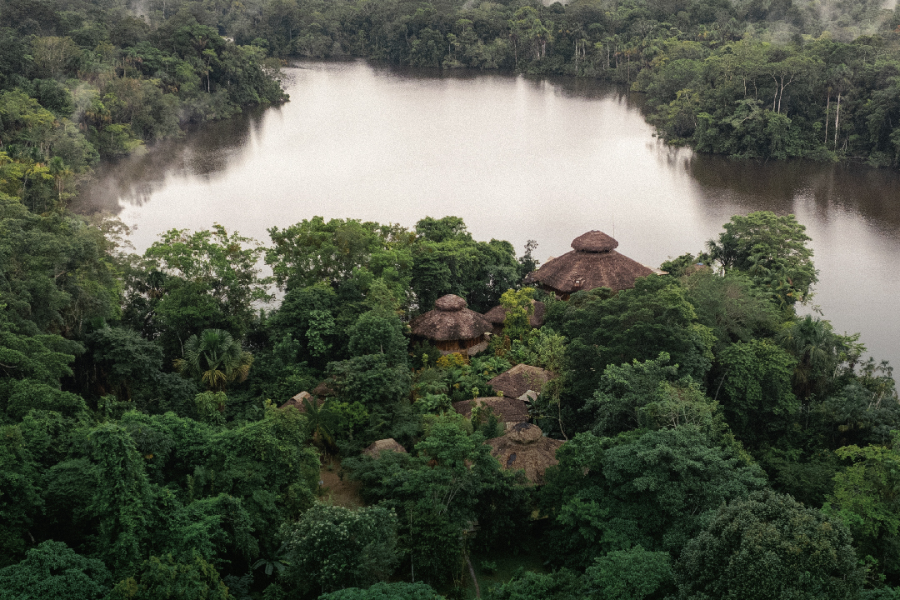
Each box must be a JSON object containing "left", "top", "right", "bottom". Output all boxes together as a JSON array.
[{"left": 182, "top": 0, "right": 900, "bottom": 166}]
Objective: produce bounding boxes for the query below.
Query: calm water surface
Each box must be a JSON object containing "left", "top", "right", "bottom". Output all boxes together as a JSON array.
[{"left": 73, "top": 59, "right": 900, "bottom": 369}]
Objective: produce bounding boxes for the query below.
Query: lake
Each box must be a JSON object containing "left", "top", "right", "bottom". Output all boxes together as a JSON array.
[{"left": 72, "top": 59, "right": 900, "bottom": 369}]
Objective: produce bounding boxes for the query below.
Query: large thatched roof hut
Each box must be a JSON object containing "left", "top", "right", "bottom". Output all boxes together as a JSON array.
[
  {"left": 482, "top": 300, "right": 546, "bottom": 335},
  {"left": 410, "top": 294, "right": 492, "bottom": 355},
  {"left": 488, "top": 364, "right": 555, "bottom": 400},
  {"left": 524, "top": 231, "right": 653, "bottom": 299},
  {"left": 452, "top": 396, "right": 529, "bottom": 429},
  {"left": 363, "top": 438, "right": 407, "bottom": 457},
  {"left": 488, "top": 423, "right": 564, "bottom": 485}
]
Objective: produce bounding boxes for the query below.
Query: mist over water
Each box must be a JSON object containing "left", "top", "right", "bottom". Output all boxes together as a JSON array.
[{"left": 73, "top": 59, "right": 900, "bottom": 369}]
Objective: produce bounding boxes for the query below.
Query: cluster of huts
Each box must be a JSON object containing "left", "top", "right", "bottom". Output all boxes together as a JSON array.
[{"left": 283, "top": 231, "right": 655, "bottom": 485}]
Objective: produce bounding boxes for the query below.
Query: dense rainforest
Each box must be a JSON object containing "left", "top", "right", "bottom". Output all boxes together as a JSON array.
[
  {"left": 2, "top": 0, "right": 900, "bottom": 598},
  {"left": 1, "top": 200, "right": 900, "bottom": 599}
]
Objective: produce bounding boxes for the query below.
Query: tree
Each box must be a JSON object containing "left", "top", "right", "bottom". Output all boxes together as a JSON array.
[
  {"left": 347, "top": 310, "right": 408, "bottom": 366},
  {"left": 0, "top": 541, "right": 111, "bottom": 600},
  {"left": 282, "top": 504, "right": 400, "bottom": 595},
  {"left": 108, "top": 553, "right": 233, "bottom": 600},
  {"left": 320, "top": 581, "right": 442, "bottom": 600},
  {"left": 826, "top": 433, "right": 900, "bottom": 581},
  {"left": 140, "top": 225, "right": 271, "bottom": 350},
  {"left": 675, "top": 491, "right": 864, "bottom": 600},
  {"left": 716, "top": 339, "right": 798, "bottom": 446},
  {"left": 679, "top": 270, "right": 780, "bottom": 353},
  {"left": 174, "top": 329, "right": 253, "bottom": 392},
  {"left": 706, "top": 212, "right": 817, "bottom": 306},
  {"left": 347, "top": 416, "right": 527, "bottom": 587},
  {"left": 541, "top": 426, "right": 766, "bottom": 569},
  {"left": 584, "top": 546, "right": 674, "bottom": 600},
  {"left": 555, "top": 276, "right": 715, "bottom": 410}
]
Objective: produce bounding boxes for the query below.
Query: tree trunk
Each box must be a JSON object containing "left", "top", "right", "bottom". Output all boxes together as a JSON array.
[
  {"left": 824, "top": 95, "right": 830, "bottom": 143},
  {"left": 466, "top": 553, "right": 481, "bottom": 598},
  {"left": 834, "top": 92, "right": 841, "bottom": 149}
]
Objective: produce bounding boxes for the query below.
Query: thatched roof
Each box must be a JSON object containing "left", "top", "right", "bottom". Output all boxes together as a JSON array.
[
  {"left": 524, "top": 231, "right": 653, "bottom": 295},
  {"left": 452, "top": 397, "right": 529, "bottom": 424},
  {"left": 483, "top": 301, "right": 546, "bottom": 329},
  {"left": 487, "top": 423, "right": 564, "bottom": 485},
  {"left": 410, "top": 294, "right": 493, "bottom": 342},
  {"left": 311, "top": 379, "right": 337, "bottom": 397},
  {"left": 488, "top": 364, "right": 555, "bottom": 399},
  {"left": 363, "top": 438, "right": 407, "bottom": 457},
  {"left": 280, "top": 391, "right": 323, "bottom": 412}
]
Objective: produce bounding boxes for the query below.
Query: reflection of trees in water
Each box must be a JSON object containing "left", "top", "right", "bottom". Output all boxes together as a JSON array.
[
  {"left": 686, "top": 154, "right": 900, "bottom": 235},
  {"left": 72, "top": 107, "right": 267, "bottom": 215}
]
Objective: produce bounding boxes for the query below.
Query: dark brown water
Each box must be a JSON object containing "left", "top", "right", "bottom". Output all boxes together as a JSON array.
[{"left": 72, "top": 59, "right": 900, "bottom": 369}]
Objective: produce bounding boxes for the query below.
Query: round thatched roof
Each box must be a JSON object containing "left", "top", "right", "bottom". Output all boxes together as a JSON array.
[
  {"left": 435, "top": 294, "right": 467, "bottom": 311},
  {"left": 452, "top": 397, "right": 529, "bottom": 423},
  {"left": 482, "top": 301, "right": 546, "bottom": 328},
  {"left": 488, "top": 364, "right": 555, "bottom": 399},
  {"left": 524, "top": 231, "right": 653, "bottom": 294},
  {"left": 571, "top": 230, "right": 619, "bottom": 253},
  {"left": 410, "top": 294, "right": 492, "bottom": 341},
  {"left": 488, "top": 423, "right": 564, "bottom": 485},
  {"left": 363, "top": 438, "right": 407, "bottom": 457}
]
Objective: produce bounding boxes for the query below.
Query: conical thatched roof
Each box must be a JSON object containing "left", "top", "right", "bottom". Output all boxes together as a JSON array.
[
  {"left": 410, "top": 294, "right": 493, "bottom": 341},
  {"left": 488, "top": 364, "right": 555, "bottom": 399},
  {"left": 452, "top": 397, "right": 529, "bottom": 424},
  {"left": 363, "top": 438, "right": 407, "bottom": 457},
  {"left": 483, "top": 301, "right": 546, "bottom": 329},
  {"left": 487, "top": 423, "right": 564, "bottom": 484},
  {"left": 524, "top": 231, "right": 652, "bottom": 295}
]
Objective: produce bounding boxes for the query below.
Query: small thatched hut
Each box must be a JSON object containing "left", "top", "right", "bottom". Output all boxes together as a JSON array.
[
  {"left": 410, "top": 294, "right": 492, "bottom": 355},
  {"left": 488, "top": 364, "right": 555, "bottom": 400},
  {"left": 482, "top": 300, "right": 546, "bottom": 335},
  {"left": 280, "top": 391, "right": 321, "bottom": 412},
  {"left": 524, "top": 231, "right": 653, "bottom": 300},
  {"left": 363, "top": 438, "right": 407, "bottom": 457},
  {"left": 452, "top": 397, "right": 529, "bottom": 429},
  {"left": 487, "top": 423, "right": 564, "bottom": 485}
]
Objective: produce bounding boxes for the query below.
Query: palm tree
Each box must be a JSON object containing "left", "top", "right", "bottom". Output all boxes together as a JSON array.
[{"left": 174, "top": 329, "right": 253, "bottom": 391}]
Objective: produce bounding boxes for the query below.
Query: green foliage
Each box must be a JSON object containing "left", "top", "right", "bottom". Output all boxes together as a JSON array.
[
  {"left": 0, "top": 541, "right": 111, "bottom": 600},
  {"left": 826, "top": 433, "right": 900, "bottom": 580},
  {"left": 555, "top": 276, "right": 715, "bottom": 424},
  {"left": 266, "top": 217, "right": 414, "bottom": 296},
  {"left": 109, "top": 553, "right": 233, "bottom": 600},
  {"left": 717, "top": 339, "right": 798, "bottom": 446},
  {"left": 584, "top": 546, "right": 674, "bottom": 600},
  {"left": 139, "top": 225, "right": 271, "bottom": 353},
  {"left": 486, "top": 569, "right": 583, "bottom": 600},
  {"left": 541, "top": 426, "right": 766, "bottom": 568},
  {"left": 347, "top": 310, "right": 408, "bottom": 366},
  {"left": 676, "top": 490, "right": 864, "bottom": 600},
  {"left": 499, "top": 287, "right": 536, "bottom": 341},
  {"left": 347, "top": 416, "right": 529, "bottom": 586},
  {"left": 706, "top": 212, "right": 818, "bottom": 306},
  {"left": 282, "top": 503, "right": 399, "bottom": 595},
  {"left": 680, "top": 270, "right": 780, "bottom": 353},
  {"left": 319, "top": 581, "right": 443, "bottom": 600},
  {"left": 0, "top": 195, "right": 122, "bottom": 336},
  {"left": 174, "top": 329, "right": 253, "bottom": 392},
  {"left": 411, "top": 217, "right": 522, "bottom": 313}
]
